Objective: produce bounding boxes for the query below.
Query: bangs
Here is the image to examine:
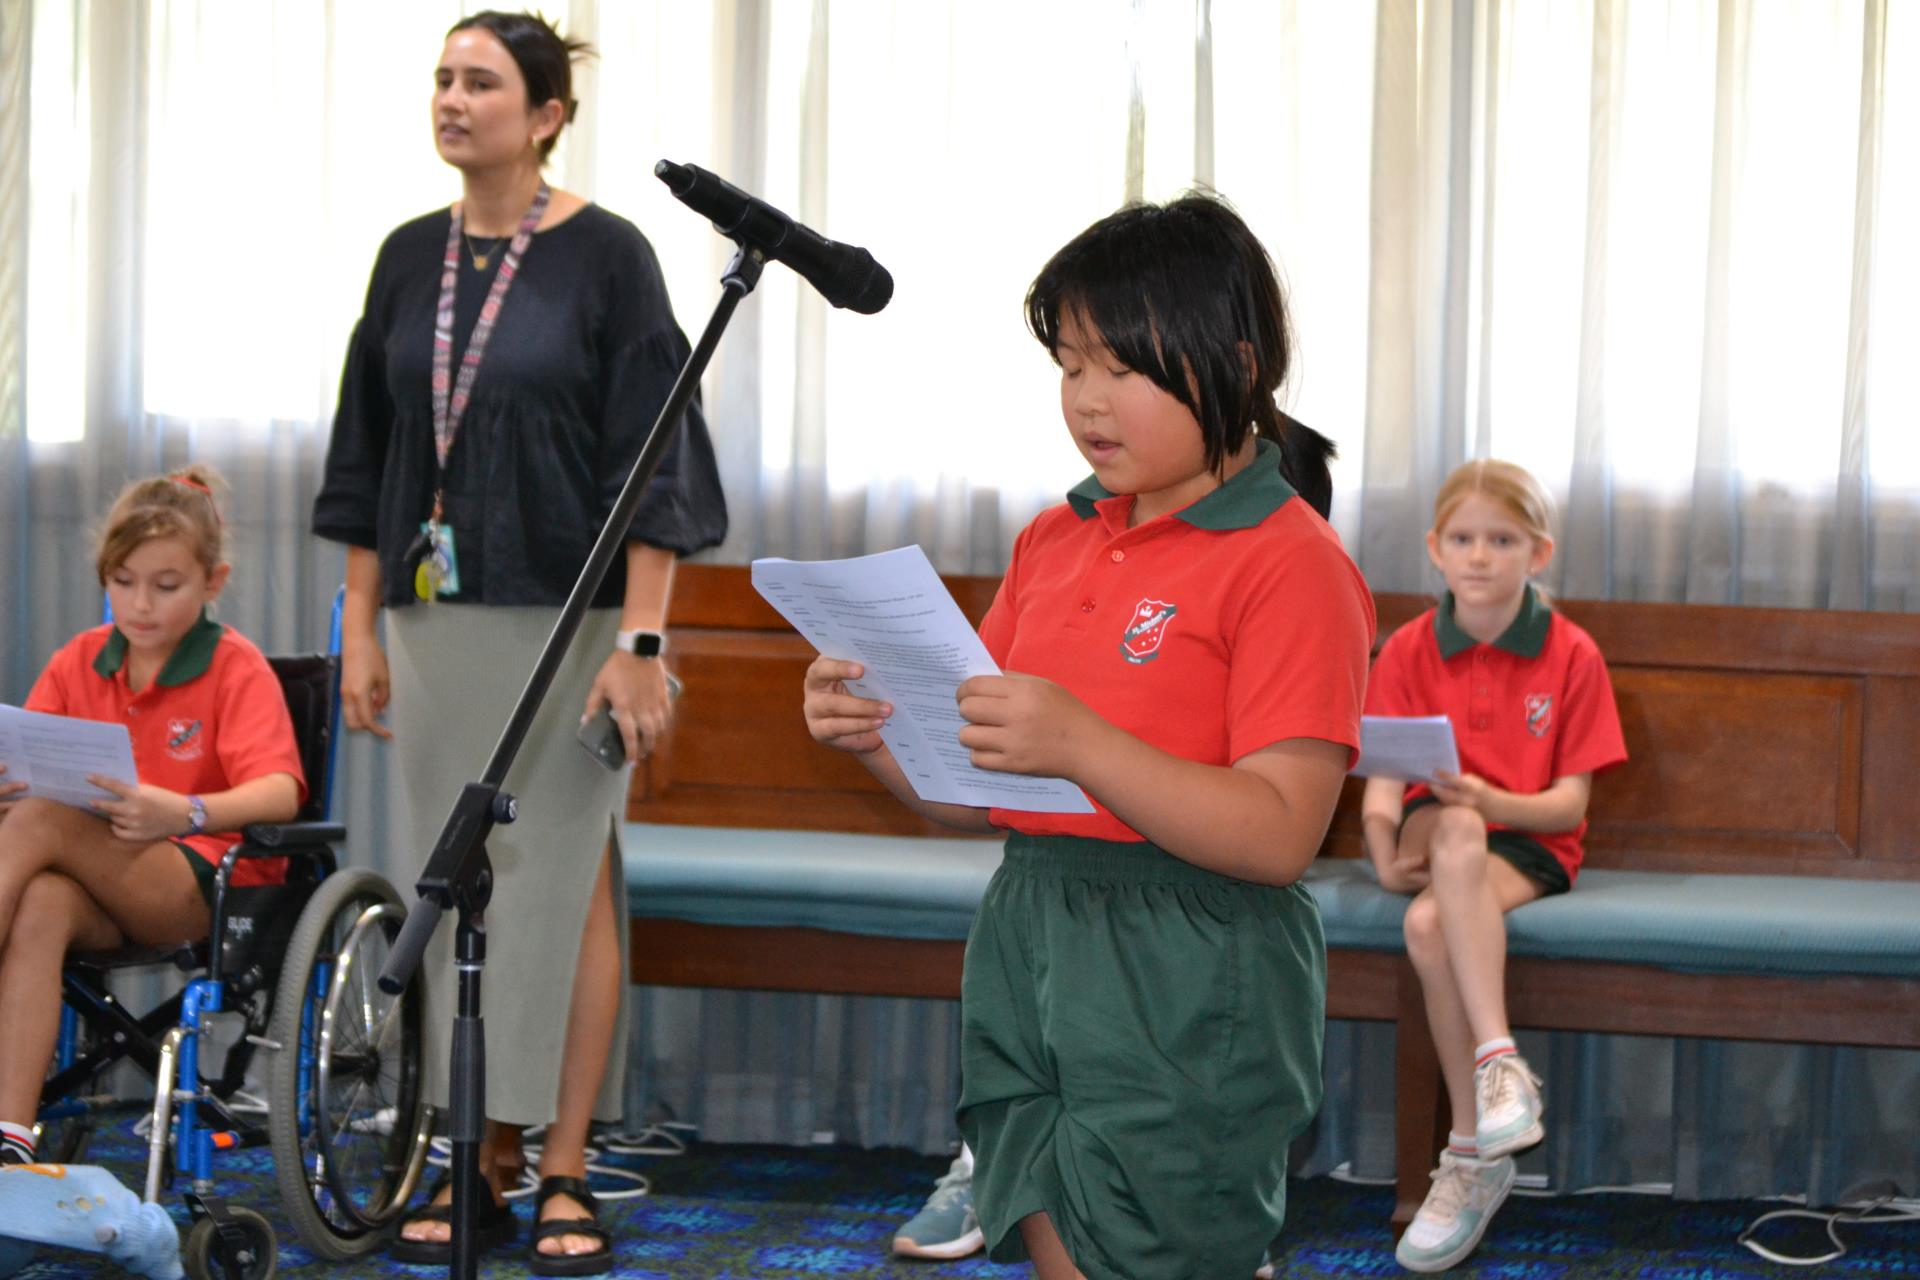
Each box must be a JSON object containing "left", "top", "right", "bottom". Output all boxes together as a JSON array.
[{"left": 1027, "top": 249, "right": 1177, "bottom": 390}]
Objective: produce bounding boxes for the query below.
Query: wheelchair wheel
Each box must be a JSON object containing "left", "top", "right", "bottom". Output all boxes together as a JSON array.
[
  {"left": 265, "top": 869, "right": 430, "bottom": 1259},
  {"left": 183, "top": 1206, "right": 276, "bottom": 1280}
]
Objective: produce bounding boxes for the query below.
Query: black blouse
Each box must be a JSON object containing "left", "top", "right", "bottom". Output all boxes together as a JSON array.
[{"left": 313, "top": 204, "right": 728, "bottom": 609}]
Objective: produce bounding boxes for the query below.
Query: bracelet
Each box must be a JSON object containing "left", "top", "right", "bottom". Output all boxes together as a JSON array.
[{"left": 185, "top": 794, "right": 208, "bottom": 836}]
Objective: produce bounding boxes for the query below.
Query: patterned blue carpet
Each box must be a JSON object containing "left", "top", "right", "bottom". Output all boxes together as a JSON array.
[{"left": 6, "top": 1112, "right": 1918, "bottom": 1278}]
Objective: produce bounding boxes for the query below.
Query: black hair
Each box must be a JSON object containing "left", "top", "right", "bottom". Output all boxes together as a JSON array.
[
  {"left": 448, "top": 9, "right": 595, "bottom": 161},
  {"left": 1025, "top": 193, "right": 1337, "bottom": 518}
]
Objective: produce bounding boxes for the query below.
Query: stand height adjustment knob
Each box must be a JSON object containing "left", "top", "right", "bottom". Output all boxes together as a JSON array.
[{"left": 492, "top": 793, "right": 519, "bottom": 824}]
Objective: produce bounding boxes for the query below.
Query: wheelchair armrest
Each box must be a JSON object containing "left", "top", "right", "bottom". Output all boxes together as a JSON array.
[
  {"left": 236, "top": 821, "right": 346, "bottom": 850},
  {"left": 206, "top": 823, "right": 345, "bottom": 986}
]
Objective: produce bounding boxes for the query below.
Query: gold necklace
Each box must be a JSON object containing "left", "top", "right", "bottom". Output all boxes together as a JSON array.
[{"left": 463, "top": 230, "right": 504, "bottom": 270}]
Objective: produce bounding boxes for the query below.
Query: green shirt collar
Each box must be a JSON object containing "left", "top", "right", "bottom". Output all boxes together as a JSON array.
[
  {"left": 1066, "top": 438, "right": 1298, "bottom": 530},
  {"left": 93, "top": 610, "right": 226, "bottom": 687},
  {"left": 1433, "top": 585, "right": 1552, "bottom": 660}
]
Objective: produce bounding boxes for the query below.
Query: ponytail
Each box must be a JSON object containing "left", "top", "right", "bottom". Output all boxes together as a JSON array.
[{"left": 1266, "top": 408, "right": 1336, "bottom": 520}]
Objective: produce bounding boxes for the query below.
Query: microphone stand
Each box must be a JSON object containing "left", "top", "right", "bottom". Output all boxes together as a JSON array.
[{"left": 378, "top": 240, "right": 767, "bottom": 1280}]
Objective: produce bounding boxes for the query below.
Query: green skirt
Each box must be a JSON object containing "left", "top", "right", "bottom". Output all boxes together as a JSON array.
[{"left": 957, "top": 834, "right": 1327, "bottom": 1280}]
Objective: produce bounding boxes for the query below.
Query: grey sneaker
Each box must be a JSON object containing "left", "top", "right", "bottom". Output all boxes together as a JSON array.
[
  {"left": 1473, "top": 1053, "right": 1544, "bottom": 1159},
  {"left": 892, "top": 1153, "right": 983, "bottom": 1259},
  {"left": 1394, "top": 1150, "right": 1517, "bottom": 1272}
]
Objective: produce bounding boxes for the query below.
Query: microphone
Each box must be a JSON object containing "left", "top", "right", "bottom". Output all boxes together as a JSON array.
[{"left": 655, "top": 160, "right": 893, "bottom": 315}]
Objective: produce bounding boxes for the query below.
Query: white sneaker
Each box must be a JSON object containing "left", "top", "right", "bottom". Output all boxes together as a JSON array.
[
  {"left": 1473, "top": 1053, "right": 1544, "bottom": 1159},
  {"left": 1394, "top": 1151, "right": 1517, "bottom": 1272}
]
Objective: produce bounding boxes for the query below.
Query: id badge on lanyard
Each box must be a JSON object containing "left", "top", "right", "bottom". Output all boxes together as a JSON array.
[
  {"left": 417, "top": 182, "right": 551, "bottom": 601},
  {"left": 411, "top": 521, "right": 461, "bottom": 600}
]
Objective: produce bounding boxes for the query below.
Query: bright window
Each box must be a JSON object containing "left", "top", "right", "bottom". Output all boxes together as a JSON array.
[
  {"left": 141, "top": 0, "right": 462, "bottom": 424},
  {"left": 24, "top": 0, "right": 88, "bottom": 444}
]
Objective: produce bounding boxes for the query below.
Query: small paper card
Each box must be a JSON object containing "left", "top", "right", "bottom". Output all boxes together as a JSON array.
[{"left": 1352, "top": 715, "right": 1461, "bottom": 786}]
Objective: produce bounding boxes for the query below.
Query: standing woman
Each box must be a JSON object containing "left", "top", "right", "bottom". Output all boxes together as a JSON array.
[{"left": 311, "top": 10, "right": 726, "bottom": 1273}]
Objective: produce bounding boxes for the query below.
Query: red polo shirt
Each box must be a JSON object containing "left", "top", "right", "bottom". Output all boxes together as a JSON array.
[
  {"left": 1364, "top": 588, "right": 1627, "bottom": 882},
  {"left": 980, "top": 439, "right": 1376, "bottom": 842},
  {"left": 25, "top": 615, "right": 307, "bottom": 885}
]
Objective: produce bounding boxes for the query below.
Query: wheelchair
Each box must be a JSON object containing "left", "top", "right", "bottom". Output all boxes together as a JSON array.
[{"left": 34, "top": 617, "right": 431, "bottom": 1280}]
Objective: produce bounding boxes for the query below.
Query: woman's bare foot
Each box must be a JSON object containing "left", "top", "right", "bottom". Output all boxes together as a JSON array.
[
  {"left": 536, "top": 1185, "right": 602, "bottom": 1259},
  {"left": 399, "top": 1152, "right": 517, "bottom": 1243}
]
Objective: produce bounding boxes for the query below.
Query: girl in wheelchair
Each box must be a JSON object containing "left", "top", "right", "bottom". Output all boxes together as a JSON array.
[{"left": 0, "top": 465, "right": 304, "bottom": 1167}]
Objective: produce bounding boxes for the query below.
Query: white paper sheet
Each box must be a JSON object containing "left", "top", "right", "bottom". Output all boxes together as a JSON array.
[
  {"left": 0, "top": 705, "right": 140, "bottom": 810},
  {"left": 1352, "top": 715, "right": 1461, "bottom": 785},
  {"left": 752, "top": 547, "right": 1095, "bottom": 814}
]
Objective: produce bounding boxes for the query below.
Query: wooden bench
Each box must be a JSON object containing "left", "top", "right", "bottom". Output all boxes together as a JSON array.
[{"left": 625, "top": 563, "right": 1920, "bottom": 1226}]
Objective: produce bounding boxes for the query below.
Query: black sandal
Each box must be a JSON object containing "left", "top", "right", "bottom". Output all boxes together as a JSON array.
[
  {"left": 387, "top": 1172, "right": 519, "bottom": 1264},
  {"left": 527, "top": 1175, "right": 614, "bottom": 1277}
]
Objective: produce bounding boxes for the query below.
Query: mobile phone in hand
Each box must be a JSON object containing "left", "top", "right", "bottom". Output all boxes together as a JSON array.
[
  {"left": 575, "top": 676, "right": 683, "bottom": 771},
  {"left": 576, "top": 706, "right": 626, "bottom": 770}
]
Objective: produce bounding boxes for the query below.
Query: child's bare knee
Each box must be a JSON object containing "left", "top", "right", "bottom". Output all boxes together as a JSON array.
[
  {"left": 1402, "top": 895, "right": 1445, "bottom": 956},
  {"left": 1434, "top": 805, "right": 1487, "bottom": 842},
  {"left": 0, "top": 798, "right": 68, "bottom": 856},
  {"left": 7, "top": 873, "right": 80, "bottom": 951},
  {"left": 1428, "top": 807, "right": 1489, "bottom": 871}
]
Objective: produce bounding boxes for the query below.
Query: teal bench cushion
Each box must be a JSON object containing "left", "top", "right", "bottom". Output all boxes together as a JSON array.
[
  {"left": 1267, "top": 861, "right": 1920, "bottom": 980},
  {"left": 622, "top": 824, "right": 1920, "bottom": 979},
  {"left": 622, "top": 822, "right": 1001, "bottom": 942},
  {"left": 1507, "top": 869, "right": 1920, "bottom": 979}
]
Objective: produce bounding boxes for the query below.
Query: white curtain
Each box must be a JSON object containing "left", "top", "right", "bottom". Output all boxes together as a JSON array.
[{"left": 5, "top": 0, "right": 1917, "bottom": 1193}]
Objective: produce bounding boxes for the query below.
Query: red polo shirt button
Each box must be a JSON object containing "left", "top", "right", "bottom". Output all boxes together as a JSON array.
[
  {"left": 1110, "top": 550, "right": 1125, "bottom": 562},
  {"left": 1475, "top": 717, "right": 1489, "bottom": 729},
  {"left": 1081, "top": 599, "right": 1096, "bottom": 613}
]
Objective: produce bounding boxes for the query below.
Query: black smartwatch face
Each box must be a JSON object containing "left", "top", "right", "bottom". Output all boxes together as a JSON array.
[{"left": 631, "top": 632, "right": 664, "bottom": 658}]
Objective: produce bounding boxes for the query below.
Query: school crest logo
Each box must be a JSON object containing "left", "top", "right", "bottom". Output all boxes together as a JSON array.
[
  {"left": 1120, "top": 598, "right": 1178, "bottom": 665},
  {"left": 166, "top": 718, "right": 205, "bottom": 761},
  {"left": 1524, "top": 694, "right": 1553, "bottom": 738}
]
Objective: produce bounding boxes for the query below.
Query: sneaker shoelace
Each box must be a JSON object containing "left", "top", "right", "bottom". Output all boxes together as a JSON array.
[
  {"left": 1422, "top": 1158, "right": 1476, "bottom": 1222},
  {"left": 1477, "top": 1055, "right": 1536, "bottom": 1116},
  {"left": 922, "top": 1161, "right": 972, "bottom": 1213}
]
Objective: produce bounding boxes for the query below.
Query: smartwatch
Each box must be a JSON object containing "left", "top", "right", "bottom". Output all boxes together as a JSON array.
[
  {"left": 615, "top": 628, "right": 667, "bottom": 659},
  {"left": 185, "top": 795, "right": 208, "bottom": 836}
]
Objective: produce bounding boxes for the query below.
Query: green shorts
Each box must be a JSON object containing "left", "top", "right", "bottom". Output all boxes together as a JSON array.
[
  {"left": 173, "top": 840, "right": 218, "bottom": 907},
  {"left": 956, "top": 834, "right": 1327, "bottom": 1280},
  {"left": 1402, "top": 796, "right": 1571, "bottom": 896}
]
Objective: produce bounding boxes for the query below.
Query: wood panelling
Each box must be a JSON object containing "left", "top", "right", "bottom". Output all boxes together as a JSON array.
[
  {"left": 1861, "top": 676, "right": 1920, "bottom": 865},
  {"left": 1323, "top": 946, "right": 1400, "bottom": 1023},
  {"left": 1503, "top": 959, "right": 1920, "bottom": 1048},
  {"left": 663, "top": 637, "right": 866, "bottom": 793},
  {"left": 629, "top": 920, "right": 965, "bottom": 999},
  {"left": 1583, "top": 668, "right": 1862, "bottom": 866},
  {"left": 669, "top": 565, "right": 1001, "bottom": 631}
]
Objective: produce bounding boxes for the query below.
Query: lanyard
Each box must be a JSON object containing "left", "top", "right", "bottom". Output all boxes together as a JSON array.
[{"left": 429, "top": 182, "right": 551, "bottom": 521}]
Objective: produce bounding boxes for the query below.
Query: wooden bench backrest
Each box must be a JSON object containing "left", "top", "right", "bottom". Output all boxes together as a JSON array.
[{"left": 633, "top": 565, "right": 1920, "bottom": 879}]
